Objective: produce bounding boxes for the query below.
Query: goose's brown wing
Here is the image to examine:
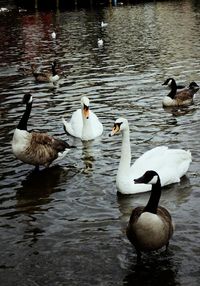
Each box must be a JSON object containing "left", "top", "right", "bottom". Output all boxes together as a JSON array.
[
  {"left": 126, "top": 207, "right": 144, "bottom": 245},
  {"left": 175, "top": 89, "right": 193, "bottom": 101},
  {"left": 31, "top": 132, "right": 69, "bottom": 151},
  {"left": 158, "top": 206, "right": 174, "bottom": 239},
  {"left": 25, "top": 132, "right": 69, "bottom": 166}
]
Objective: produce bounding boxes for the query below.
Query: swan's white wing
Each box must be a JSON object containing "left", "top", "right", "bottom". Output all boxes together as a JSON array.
[
  {"left": 62, "top": 109, "right": 83, "bottom": 138},
  {"left": 155, "top": 149, "right": 192, "bottom": 186},
  {"left": 130, "top": 146, "right": 191, "bottom": 186},
  {"left": 130, "top": 146, "right": 168, "bottom": 174},
  {"left": 89, "top": 111, "right": 103, "bottom": 137}
]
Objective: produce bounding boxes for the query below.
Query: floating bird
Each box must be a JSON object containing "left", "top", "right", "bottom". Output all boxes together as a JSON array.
[
  {"left": 109, "top": 117, "right": 192, "bottom": 194},
  {"left": 12, "top": 93, "right": 71, "bottom": 169},
  {"left": 98, "top": 38, "right": 103, "bottom": 47},
  {"left": 162, "top": 78, "right": 199, "bottom": 107},
  {"left": 62, "top": 96, "right": 103, "bottom": 141},
  {"left": 32, "top": 61, "right": 60, "bottom": 84},
  {"left": 126, "top": 170, "right": 174, "bottom": 260},
  {"left": 51, "top": 31, "right": 56, "bottom": 39},
  {"left": 0, "top": 7, "right": 9, "bottom": 12},
  {"left": 101, "top": 21, "right": 108, "bottom": 28}
]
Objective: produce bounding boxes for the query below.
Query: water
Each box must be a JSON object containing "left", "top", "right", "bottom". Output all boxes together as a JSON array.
[{"left": 0, "top": 1, "right": 200, "bottom": 285}]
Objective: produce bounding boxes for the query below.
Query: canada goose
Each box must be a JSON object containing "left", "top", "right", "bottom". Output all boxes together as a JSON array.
[
  {"left": 12, "top": 93, "right": 71, "bottom": 169},
  {"left": 62, "top": 96, "right": 103, "bottom": 141},
  {"left": 32, "top": 61, "right": 60, "bottom": 83},
  {"left": 126, "top": 170, "right": 174, "bottom": 260},
  {"left": 162, "top": 78, "right": 199, "bottom": 107},
  {"left": 109, "top": 117, "right": 192, "bottom": 194}
]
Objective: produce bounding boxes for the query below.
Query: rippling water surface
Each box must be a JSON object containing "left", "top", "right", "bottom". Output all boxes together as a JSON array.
[{"left": 0, "top": 1, "right": 200, "bottom": 285}]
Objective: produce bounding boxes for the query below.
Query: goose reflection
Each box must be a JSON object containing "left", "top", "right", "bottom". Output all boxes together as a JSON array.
[
  {"left": 16, "top": 165, "right": 76, "bottom": 211},
  {"left": 163, "top": 105, "right": 196, "bottom": 117},
  {"left": 15, "top": 165, "right": 77, "bottom": 247},
  {"left": 123, "top": 250, "right": 178, "bottom": 285}
]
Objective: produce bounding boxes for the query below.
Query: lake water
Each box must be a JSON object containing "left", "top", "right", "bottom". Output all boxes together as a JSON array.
[{"left": 0, "top": 1, "right": 200, "bottom": 285}]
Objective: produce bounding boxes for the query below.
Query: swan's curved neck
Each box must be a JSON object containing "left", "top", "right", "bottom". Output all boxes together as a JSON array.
[
  {"left": 118, "top": 127, "right": 131, "bottom": 173},
  {"left": 17, "top": 102, "right": 32, "bottom": 130},
  {"left": 81, "top": 109, "right": 92, "bottom": 139},
  {"left": 143, "top": 178, "right": 161, "bottom": 214}
]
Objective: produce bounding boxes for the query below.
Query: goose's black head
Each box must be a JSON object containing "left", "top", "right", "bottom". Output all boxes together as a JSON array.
[
  {"left": 189, "top": 81, "right": 199, "bottom": 91},
  {"left": 162, "top": 78, "right": 176, "bottom": 88},
  {"left": 52, "top": 60, "right": 57, "bottom": 67},
  {"left": 22, "top": 93, "right": 33, "bottom": 105},
  {"left": 134, "top": 170, "right": 160, "bottom": 185},
  {"left": 135, "top": 171, "right": 161, "bottom": 214}
]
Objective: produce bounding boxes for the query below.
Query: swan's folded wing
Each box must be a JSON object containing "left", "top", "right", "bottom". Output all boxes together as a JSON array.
[
  {"left": 89, "top": 111, "right": 103, "bottom": 136},
  {"left": 62, "top": 109, "right": 83, "bottom": 138},
  {"left": 131, "top": 147, "right": 191, "bottom": 186},
  {"left": 131, "top": 146, "right": 168, "bottom": 174}
]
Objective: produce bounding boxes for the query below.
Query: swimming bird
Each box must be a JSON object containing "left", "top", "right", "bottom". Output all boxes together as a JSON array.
[
  {"left": 0, "top": 7, "right": 9, "bottom": 12},
  {"left": 32, "top": 61, "right": 60, "bottom": 84},
  {"left": 109, "top": 117, "right": 192, "bottom": 194},
  {"left": 51, "top": 31, "right": 56, "bottom": 39},
  {"left": 62, "top": 96, "right": 103, "bottom": 141},
  {"left": 98, "top": 38, "right": 103, "bottom": 47},
  {"left": 101, "top": 21, "right": 108, "bottom": 28},
  {"left": 126, "top": 170, "right": 174, "bottom": 260},
  {"left": 162, "top": 78, "right": 199, "bottom": 107},
  {"left": 12, "top": 93, "right": 71, "bottom": 169}
]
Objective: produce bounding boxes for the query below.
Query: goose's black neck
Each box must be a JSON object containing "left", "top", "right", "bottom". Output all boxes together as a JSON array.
[
  {"left": 168, "top": 80, "right": 177, "bottom": 99},
  {"left": 143, "top": 177, "right": 161, "bottom": 214},
  {"left": 17, "top": 101, "right": 32, "bottom": 130},
  {"left": 52, "top": 63, "right": 56, "bottom": 76}
]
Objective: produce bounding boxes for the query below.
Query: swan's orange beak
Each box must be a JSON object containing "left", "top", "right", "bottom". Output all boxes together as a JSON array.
[
  {"left": 109, "top": 123, "right": 121, "bottom": 136},
  {"left": 83, "top": 105, "right": 89, "bottom": 119}
]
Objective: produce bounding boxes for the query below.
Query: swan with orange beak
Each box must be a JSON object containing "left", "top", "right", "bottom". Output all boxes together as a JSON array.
[{"left": 62, "top": 96, "right": 103, "bottom": 141}]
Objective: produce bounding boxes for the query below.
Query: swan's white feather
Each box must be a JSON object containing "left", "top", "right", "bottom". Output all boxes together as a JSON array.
[{"left": 130, "top": 146, "right": 191, "bottom": 185}]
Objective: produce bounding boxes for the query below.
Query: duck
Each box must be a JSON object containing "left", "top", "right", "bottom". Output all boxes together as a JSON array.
[
  {"left": 62, "top": 96, "right": 103, "bottom": 141},
  {"left": 162, "top": 78, "right": 199, "bottom": 107},
  {"left": 101, "top": 21, "right": 108, "bottom": 28},
  {"left": 32, "top": 61, "right": 60, "bottom": 83},
  {"left": 12, "top": 93, "right": 71, "bottom": 169},
  {"left": 126, "top": 170, "right": 174, "bottom": 260},
  {"left": 109, "top": 117, "right": 192, "bottom": 194},
  {"left": 97, "top": 38, "right": 103, "bottom": 47}
]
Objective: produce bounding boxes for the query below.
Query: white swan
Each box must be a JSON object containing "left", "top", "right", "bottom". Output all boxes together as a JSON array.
[
  {"left": 110, "top": 117, "right": 192, "bottom": 194},
  {"left": 62, "top": 96, "right": 103, "bottom": 141}
]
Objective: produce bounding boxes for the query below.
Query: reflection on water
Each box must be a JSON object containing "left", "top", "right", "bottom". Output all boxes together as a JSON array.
[
  {"left": 81, "top": 141, "right": 95, "bottom": 174},
  {"left": 123, "top": 251, "right": 179, "bottom": 286},
  {"left": 0, "top": 1, "right": 200, "bottom": 285}
]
